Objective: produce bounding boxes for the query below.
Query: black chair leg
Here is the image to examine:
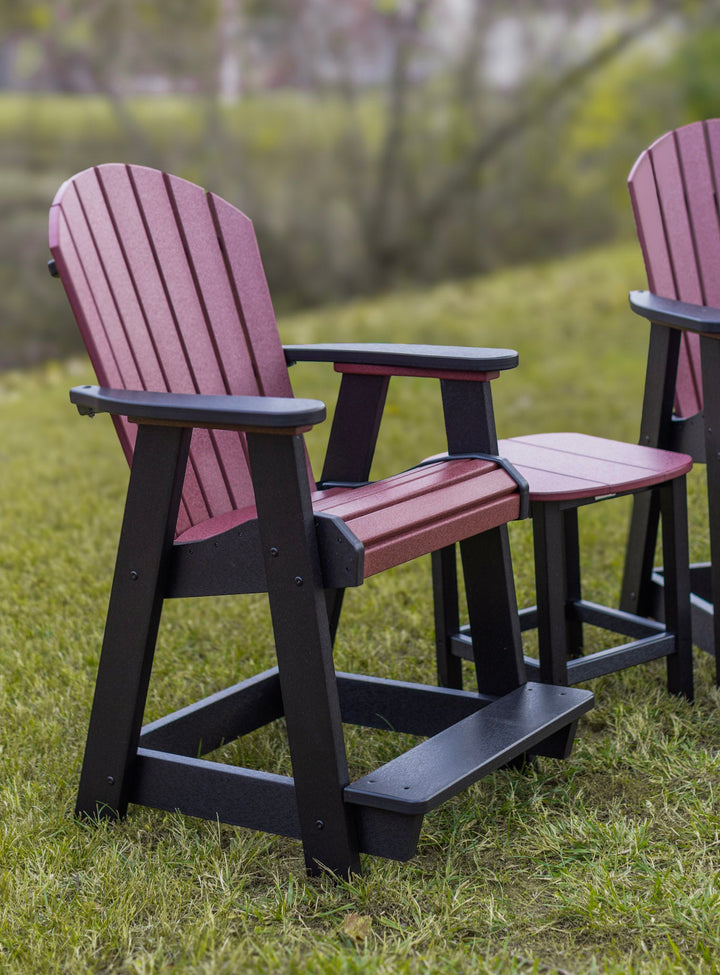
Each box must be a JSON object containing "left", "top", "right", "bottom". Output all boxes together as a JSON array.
[
  {"left": 701, "top": 335, "right": 720, "bottom": 687},
  {"left": 76, "top": 424, "right": 191, "bottom": 820},
  {"left": 660, "top": 477, "right": 693, "bottom": 699},
  {"left": 248, "top": 431, "right": 361, "bottom": 877},
  {"left": 621, "top": 487, "right": 662, "bottom": 618},
  {"left": 433, "top": 546, "right": 463, "bottom": 689},
  {"left": 562, "top": 508, "right": 584, "bottom": 658},
  {"left": 532, "top": 501, "right": 572, "bottom": 685},
  {"left": 460, "top": 526, "right": 525, "bottom": 697}
]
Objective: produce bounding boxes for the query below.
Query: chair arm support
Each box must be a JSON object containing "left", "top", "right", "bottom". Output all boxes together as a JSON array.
[
  {"left": 283, "top": 343, "right": 518, "bottom": 374},
  {"left": 69, "top": 385, "right": 326, "bottom": 432},
  {"left": 630, "top": 291, "right": 720, "bottom": 335}
]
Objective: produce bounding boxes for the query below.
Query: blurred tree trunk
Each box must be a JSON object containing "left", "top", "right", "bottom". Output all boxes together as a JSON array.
[
  {"left": 359, "top": 0, "right": 690, "bottom": 289},
  {"left": 218, "top": 0, "right": 243, "bottom": 103}
]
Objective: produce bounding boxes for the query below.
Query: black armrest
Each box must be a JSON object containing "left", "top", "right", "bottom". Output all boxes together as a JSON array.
[
  {"left": 70, "top": 385, "right": 326, "bottom": 430},
  {"left": 629, "top": 291, "right": 720, "bottom": 335},
  {"left": 283, "top": 343, "right": 518, "bottom": 373}
]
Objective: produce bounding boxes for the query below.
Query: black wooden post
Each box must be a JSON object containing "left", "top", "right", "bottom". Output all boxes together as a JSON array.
[
  {"left": 439, "top": 378, "right": 525, "bottom": 696},
  {"left": 621, "top": 323, "right": 681, "bottom": 616},
  {"left": 75, "top": 423, "right": 191, "bottom": 820},
  {"left": 247, "top": 431, "right": 361, "bottom": 876},
  {"left": 700, "top": 335, "right": 720, "bottom": 686}
]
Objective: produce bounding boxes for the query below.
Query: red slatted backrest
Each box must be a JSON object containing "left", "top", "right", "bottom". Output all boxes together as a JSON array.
[
  {"left": 629, "top": 119, "right": 720, "bottom": 418},
  {"left": 49, "top": 164, "right": 301, "bottom": 535}
]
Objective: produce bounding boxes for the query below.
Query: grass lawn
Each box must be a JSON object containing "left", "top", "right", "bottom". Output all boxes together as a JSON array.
[{"left": 0, "top": 242, "right": 718, "bottom": 973}]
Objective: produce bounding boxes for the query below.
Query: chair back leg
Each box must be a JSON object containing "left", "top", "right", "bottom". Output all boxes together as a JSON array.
[{"left": 460, "top": 526, "right": 525, "bottom": 697}]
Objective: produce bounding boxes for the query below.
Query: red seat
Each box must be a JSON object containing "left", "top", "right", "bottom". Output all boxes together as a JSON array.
[
  {"left": 433, "top": 391, "right": 694, "bottom": 693},
  {"left": 500, "top": 433, "right": 691, "bottom": 502}
]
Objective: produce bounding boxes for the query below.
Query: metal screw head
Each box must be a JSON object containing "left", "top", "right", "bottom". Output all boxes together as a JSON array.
[
  {"left": 129, "top": 570, "right": 138, "bottom": 581},
  {"left": 294, "top": 576, "right": 304, "bottom": 586},
  {"left": 107, "top": 775, "right": 115, "bottom": 786},
  {"left": 315, "top": 820, "right": 324, "bottom": 830},
  {"left": 269, "top": 547, "right": 279, "bottom": 558}
]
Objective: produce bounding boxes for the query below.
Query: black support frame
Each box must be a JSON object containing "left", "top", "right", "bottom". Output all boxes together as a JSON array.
[
  {"left": 69, "top": 358, "right": 593, "bottom": 877},
  {"left": 621, "top": 290, "right": 720, "bottom": 687}
]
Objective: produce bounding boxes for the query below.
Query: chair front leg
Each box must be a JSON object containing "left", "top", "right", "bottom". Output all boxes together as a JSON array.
[
  {"left": 701, "top": 334, "right": 720, "bottom": 687},
  {"left": 247, "top": 432, "right": 361, "bottom": 877},
  {"left": 659, "top": 476, "right": 693, "bottom": 699},
  {"left": 76, "top": 423, "right": 191, "bottom": 820}
]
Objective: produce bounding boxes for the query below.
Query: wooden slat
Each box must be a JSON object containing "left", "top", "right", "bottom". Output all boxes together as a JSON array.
[
  {"left": 93, "top": 165, "right": 224, "bottom": 529},
  {"left": 315, "top": 459, "right": 499, "bottom": 519},
  {"left": 210, "top": 190, "right": 316, "bottom": 488},
  {"left": 315, "top": 461, "right": 519, "bottom": 576},
  {"left": 209, "top": 192, "right": 294, "bottom": 398},
  {"left": 628, "top": 149, "right": 675, "bottom": 299},
  {"left": 651, "top": 132, "right": 703, "bottom": 303},
  {"left": 154, "top": 171, "right": 257, "bottom": 519},
  {"left": 76, "top": 167, "right": 169, "bottom": 389},
  {"left": 651, "top": 129, "right": 704, "bottom": 417},
  {"left": 676, "top": 122, "right": 720, "bottom": 413},
  {"left": 499, "top": 432, "right": 692, "bottom": 501},
  {"left": 630, "top": 127, "right": 709, "bottom": 418},
  {"left": 676, "top": 122, "right": 720, "bottom": 306},
  {"left": 174, "top": 460, "right": 520, "bottom": 579},
  {"left": 131, "top": 168, "right": 255, "bottom": 516},
  {"left": 361, "top": 495, "right": 518, "bottom": 577}
]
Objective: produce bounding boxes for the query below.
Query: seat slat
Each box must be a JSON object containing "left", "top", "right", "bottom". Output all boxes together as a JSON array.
[
  {"left": 328, "top": 468, "right": 513, "bottom": 539},
  {"left": 360, "top": 494, "right": 519, "bottom": 577},
  {"left": 315, "top": 459, "right": 498, "bottom": 518},
  {"left": 499, "top": 433, "right": 692, "bottom": 501},
  {"left": 319, "top": 462, "right": 518, "bottom": 577}
]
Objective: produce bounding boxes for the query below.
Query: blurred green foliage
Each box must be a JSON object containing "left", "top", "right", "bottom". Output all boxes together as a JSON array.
[{"left": 2, "top": 19, "right": 720, "bottom": 367}]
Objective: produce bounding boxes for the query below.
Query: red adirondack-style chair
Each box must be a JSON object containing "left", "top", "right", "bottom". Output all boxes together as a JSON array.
[
  {"left": 621, "top": 119, "right": 720, "bottom": 687},
  {"left": 49, "top": 163, "right": 593, "bottom": 877}
]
